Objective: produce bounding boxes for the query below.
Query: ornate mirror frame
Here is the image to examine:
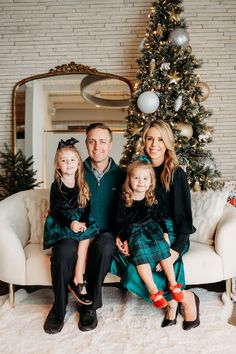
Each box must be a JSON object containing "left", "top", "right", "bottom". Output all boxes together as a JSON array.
[{"left": 12, "top": 61, "right": 134, "bottom": 152}]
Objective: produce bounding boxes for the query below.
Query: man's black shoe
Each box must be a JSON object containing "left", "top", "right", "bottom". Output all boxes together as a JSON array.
[
  {"left": 44, "top": 310, "right": 64, "bottom": 334},
  {"left": 78, "top": 307, "right": 97, "bottom": 331}
]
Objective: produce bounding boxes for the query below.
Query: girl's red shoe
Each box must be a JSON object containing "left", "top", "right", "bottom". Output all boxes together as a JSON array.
[
  {"left": 150, "top": 290, "right": 168, "bottom": 309},
  {"left": 169, "top": 283, "right": 184, "bottom": 302}
]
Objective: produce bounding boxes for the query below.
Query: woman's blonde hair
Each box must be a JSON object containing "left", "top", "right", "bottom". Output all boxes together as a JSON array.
[
  {"left": 123, "top": 159, "right": 156, "bottom": 207},
  {"left": 54, "top": 145, "right": 89, "bottom": 208},
  {"left": 137, "top": 120, "right": 179, "bottom": 191}
]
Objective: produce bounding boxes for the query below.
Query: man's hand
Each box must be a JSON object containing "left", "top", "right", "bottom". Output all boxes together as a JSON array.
[
  {"left": 116, "top": 236, "right": 130, "bottom": 256},
  {"left": 70, "top": 221, "right": 87, "bottom": 233}
]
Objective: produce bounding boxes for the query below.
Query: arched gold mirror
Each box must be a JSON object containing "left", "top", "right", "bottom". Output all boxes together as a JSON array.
[{"left": 12, "top": 62, "right": 133, "bottom": 188}]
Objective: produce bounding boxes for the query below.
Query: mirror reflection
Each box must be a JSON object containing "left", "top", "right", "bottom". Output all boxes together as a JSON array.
[{"left": 12, "top": 63, "right": 133, "bottom": 188}]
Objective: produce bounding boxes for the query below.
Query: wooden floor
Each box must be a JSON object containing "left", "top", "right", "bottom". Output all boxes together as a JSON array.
[{"left": 1, "top": 280, "right": 236, "bottom": 326}]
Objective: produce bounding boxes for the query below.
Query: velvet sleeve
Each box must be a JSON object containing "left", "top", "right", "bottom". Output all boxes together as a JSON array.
[
  {"left": 170, "top": 168, "right": 196, "bottom": 254},
  {"left": 49, "top": 182, "right": 74, "bottom": 228},
  {"left": 80, "top": 202, "right": 97, "bottom": 228}
]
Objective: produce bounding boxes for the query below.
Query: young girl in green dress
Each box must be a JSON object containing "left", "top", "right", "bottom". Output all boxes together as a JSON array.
[
  {"left": 44, "top": 138, "right": 99, "bottom": 306},
  {"left": 116, "top": 158, "right": 184, "bottom": 309}
]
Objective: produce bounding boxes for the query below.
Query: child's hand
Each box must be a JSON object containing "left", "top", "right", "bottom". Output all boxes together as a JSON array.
[
  {"left": 155, "top": 262, "right": 163, "bottom": 272},
  {"left": 116, "top": 236, "right": 130, "bottom": 257},
  {"left": 70, "top": 221, "right": 87, "bottom": 233},
  {"left": 163, "top": 233, "right": 170, "bottom": 245}
]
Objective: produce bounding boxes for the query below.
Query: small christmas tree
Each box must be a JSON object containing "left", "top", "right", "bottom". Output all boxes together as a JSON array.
[
  {"left": 121, "top": 0, "right": 223, "bottom": 191},
  {"left": 0, "top": 144, "right": 42, "bottom": 200}
]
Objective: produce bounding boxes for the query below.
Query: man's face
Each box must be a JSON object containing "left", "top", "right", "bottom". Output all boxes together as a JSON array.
[{"left": 86, "top": 128, "right": 112, "bottom": 164}]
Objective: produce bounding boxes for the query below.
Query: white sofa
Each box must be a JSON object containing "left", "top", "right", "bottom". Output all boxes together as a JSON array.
[{"left": 0, "top": 188, "right": 236, "bottom": 306}]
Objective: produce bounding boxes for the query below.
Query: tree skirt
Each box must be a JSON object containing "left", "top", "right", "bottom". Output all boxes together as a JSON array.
[{"left": 0, "top": 287, "right": 235, "bottom": 354}]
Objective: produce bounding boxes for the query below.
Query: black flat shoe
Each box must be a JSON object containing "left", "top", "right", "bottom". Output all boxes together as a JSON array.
[
  {"left": 161, "top": 303, "right": 181, "bottom": 328},
  {"left": 182, "top": 292, "right": 200, "bottom": 331},
  {"left": 44, "top": 310, "right": 64, "bottom": 334},
  {"left": 78, "top": 307, "right": 97, "bottom": 332},
  {"left": 68, "top": 280, "right": 92, "bottom": 306}
]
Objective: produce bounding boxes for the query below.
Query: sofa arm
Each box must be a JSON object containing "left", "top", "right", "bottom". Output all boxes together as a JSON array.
[
  {"left": 0, "top": 225, "right": 26, "bottom": 284},
  {"left": 214, "top": 203, "right": 236, "bottom": 279}
]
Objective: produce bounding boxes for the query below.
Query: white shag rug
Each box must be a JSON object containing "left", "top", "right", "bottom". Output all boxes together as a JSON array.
[{"left": 0, "top": 287, "right": 236, "bottom": 354}]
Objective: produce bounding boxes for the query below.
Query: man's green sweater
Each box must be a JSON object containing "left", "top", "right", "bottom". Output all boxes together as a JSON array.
[{"left": 84, "top": 158, "right": 126, "bottom": 233}]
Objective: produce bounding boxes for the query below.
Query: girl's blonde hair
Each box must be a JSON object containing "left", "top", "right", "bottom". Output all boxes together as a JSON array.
[
  {"left": 54, "top": 145, "right": 89, "bottom": 208},
  {"left": 137, "top": 120, "right": 179, "bottom": 192},
  {"left": 123, "top": 159, "right": 156, "bottom": 207}
]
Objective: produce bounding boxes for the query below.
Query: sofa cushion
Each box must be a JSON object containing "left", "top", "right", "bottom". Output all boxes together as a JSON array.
[
  {"left": 24, "top": 244, "right": 51, "bottom": 285},
  {"left": 24, "top": 189, "right": 50, "bottom": 244},
  {"left": 190, "top": 190, "right": 229, "bottom": 245},
  {"left": 183, "top": 241, "right": 224, "bottom": 284}
]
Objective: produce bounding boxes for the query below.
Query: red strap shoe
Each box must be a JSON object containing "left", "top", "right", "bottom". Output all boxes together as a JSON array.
[
  {"left": 150, "top": 290, "right": 168, "bottom": 309},
  {"left": 169, "top": 283, "right": 184, "bottom": 302}
]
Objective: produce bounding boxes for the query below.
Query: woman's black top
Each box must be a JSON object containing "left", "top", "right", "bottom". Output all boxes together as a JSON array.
[{"left": 154, "top": 164, "right": 196, "bottom": 254}]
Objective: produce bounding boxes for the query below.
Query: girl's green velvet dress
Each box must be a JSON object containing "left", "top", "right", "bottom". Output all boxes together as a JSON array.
[
  {"left": 44, "top": 180, "right": 99, "bottom": 250},
  {"left": 110, "top": 164, "right": 195, "bottom": 303}
]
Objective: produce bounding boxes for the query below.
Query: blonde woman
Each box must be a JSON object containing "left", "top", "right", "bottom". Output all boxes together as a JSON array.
[{"left": 111, "top": 120, "right": 200, "bottom": 330}]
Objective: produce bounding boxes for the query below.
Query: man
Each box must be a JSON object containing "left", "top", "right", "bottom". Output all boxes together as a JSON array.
[{"left": 44, "top": 122, "right": 125, "bottom": 334}]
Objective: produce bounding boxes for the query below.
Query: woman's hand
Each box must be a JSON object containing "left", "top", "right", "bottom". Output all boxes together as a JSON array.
[
  {"left": 70, "top": 221, "right": 87, "bottom": 233},
  {"left": 116, "top": 236, "right": 130, "bottom": 256}
]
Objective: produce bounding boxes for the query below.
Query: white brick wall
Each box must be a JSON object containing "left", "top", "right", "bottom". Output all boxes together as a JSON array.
[{"left": 0, "top": 0, "right": 235, "bottom": 180}]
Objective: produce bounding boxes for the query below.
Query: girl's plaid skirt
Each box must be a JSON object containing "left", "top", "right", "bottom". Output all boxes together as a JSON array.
[{"left": 128, "top": 220, "right": 170, "bottom": 267}]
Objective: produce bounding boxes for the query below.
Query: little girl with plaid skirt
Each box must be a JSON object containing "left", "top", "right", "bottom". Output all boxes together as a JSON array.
[{"left": 115, "top": 158, "right": 184, "bottom": 309}]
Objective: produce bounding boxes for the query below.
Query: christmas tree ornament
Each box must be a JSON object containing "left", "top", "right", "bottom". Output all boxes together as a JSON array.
[
  {"left": 160, "top": 62, "right": 170, "bottom": 71},
  {"left": 156, "top": 23, "right": 164, "bottom": 36},
  {"left": 130, "top": 124, "right": 143, "bottom": 136},
  {"left": 168, "top": 71, "right": 181, "bottom": 84},
  {"left": 149, "top": 58, "right": 156, "bottom": 76},
  {"left": 193, "top": 181, "right": 201, "bottom": 192},
  {"left": 196, "top": 81, "right": 210, "bottom": 101},
  {"left": 167, "top": 9, "right": 178, "bottom": 21},
  {"left": 203, "top": 158, "right": 215, "bottom": 171},
  {"left": 174, "top": 95, "right": 183, "bottom": 111},
  {"left": 139, "top": 39, "right": 146, "bottom": 52},
  {"left": 174, "top": 122, "right": 193, "bottom": 140},
  {"left": 137, "top": 91, "right": 160, "bottom": 114},
  {"left": 198, "top": 133, "right": 210, "bottom": 142},
  {"left": 168, "top": 28, "right": 190, "bottom": 47}
]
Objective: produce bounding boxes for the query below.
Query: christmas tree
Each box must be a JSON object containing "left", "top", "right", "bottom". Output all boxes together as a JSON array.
[
  {"left": 120, "top": 0, "right": 223, "bottom": 191},
  {"left": 0, "top": 144, "right": 42, "bottom": 200}
]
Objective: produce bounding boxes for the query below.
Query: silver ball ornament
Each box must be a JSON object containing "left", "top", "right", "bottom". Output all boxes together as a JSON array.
[
  {"left": 168, "top": 28, "right": 190, "bottom": 47},
  {"left": 137, "top": 91, "right": 160, "bottom": 114}
]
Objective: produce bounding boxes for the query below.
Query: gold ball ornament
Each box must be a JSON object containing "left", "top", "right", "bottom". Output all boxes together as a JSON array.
[
  {"left": 174, "top": 122, "right": 193, "bottom": 140},
  {"left": 196, "top": 81, "right": 210, "bottom": 102}
]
